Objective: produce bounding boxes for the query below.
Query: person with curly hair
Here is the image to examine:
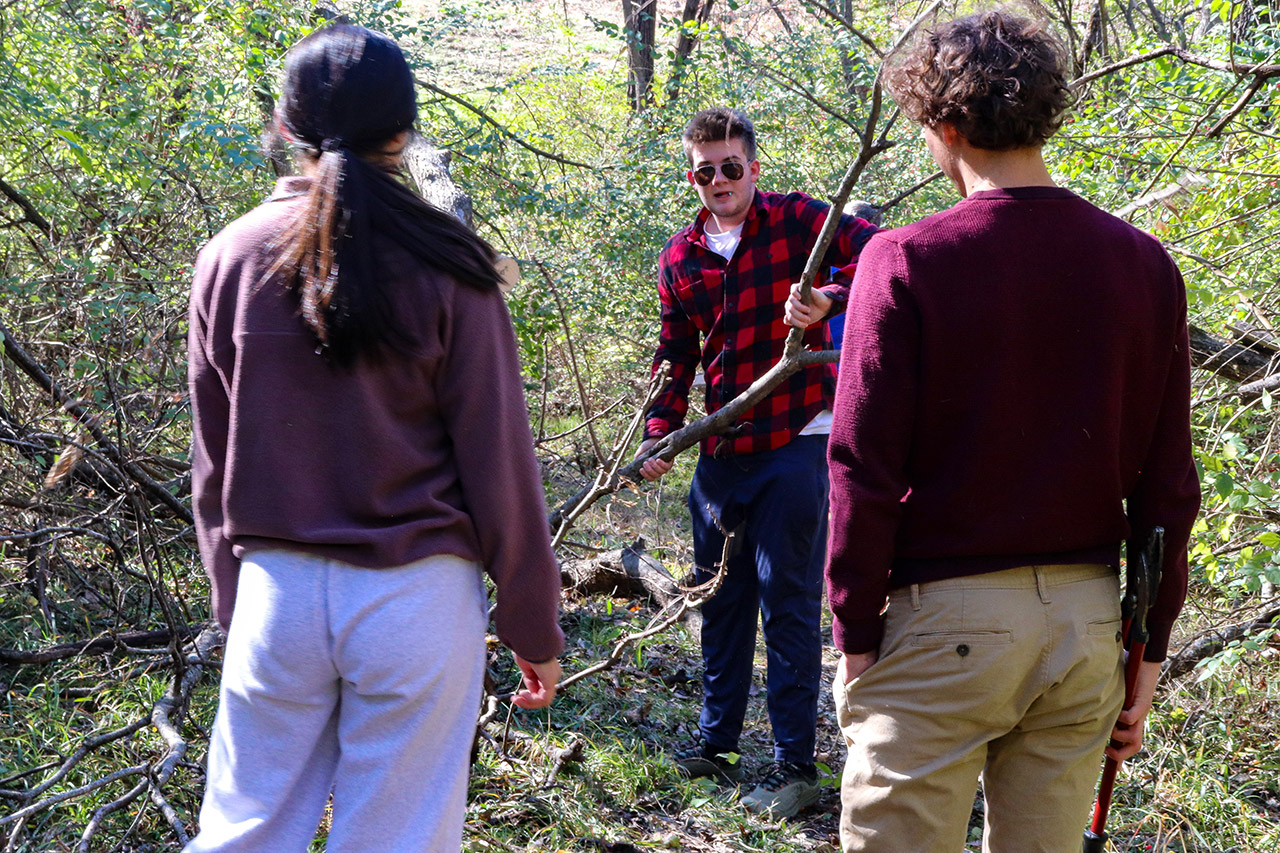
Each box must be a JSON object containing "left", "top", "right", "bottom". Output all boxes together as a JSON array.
[{"left": 825, "top": 10, "right": 1199, "bottom": 852}]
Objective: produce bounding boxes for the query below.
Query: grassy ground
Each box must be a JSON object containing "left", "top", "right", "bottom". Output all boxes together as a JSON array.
[
  {"left": 4, "top": 2, "right": 1276, "bottom": 850},
  {"left": 399, "top": 2, "right": 1280, "bottom": 851},
  {"left": 467, "top": 438, "right": 851, "bottom": 852}
]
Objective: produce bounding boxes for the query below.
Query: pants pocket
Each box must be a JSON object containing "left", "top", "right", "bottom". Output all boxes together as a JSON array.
[
  {"left": 833, "top": 670, "right": 859, "bottom": 736},
  {"left": 907, "top": 630, "right": 1013, "bottom": 650}
]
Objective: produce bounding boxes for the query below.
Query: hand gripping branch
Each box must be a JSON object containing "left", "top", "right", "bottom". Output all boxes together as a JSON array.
[{"left": 1083, "top": 527, "right": 1164, "bottom": 853}]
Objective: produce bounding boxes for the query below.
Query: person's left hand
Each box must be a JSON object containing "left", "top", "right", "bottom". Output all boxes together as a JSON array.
[
  {"left": 512, "top": 654, "right": 561, "bottom": 709},
  {"left": 783, "top": 283, "right": 833, "bottom": 329},
  {"left": 1105, "top": 659, "right": 1162, "bottom": 762}
]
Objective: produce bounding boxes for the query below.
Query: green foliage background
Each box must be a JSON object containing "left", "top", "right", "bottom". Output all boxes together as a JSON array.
[{"left": 0, "top": 0, "right": 1277, "bottom": 849}]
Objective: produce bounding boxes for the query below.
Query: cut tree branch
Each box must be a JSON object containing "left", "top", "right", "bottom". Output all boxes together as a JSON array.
[
  {"left": 1188, "top": 325, "right": 1275, "bottom": 384},
  {"left": 547, "top": 5, "right": 939, "bottom": 535}
]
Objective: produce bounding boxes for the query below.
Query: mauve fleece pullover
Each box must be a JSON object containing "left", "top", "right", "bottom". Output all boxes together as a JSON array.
[
  {"left": 189, "top": 177, "right": 564, "bottom": 662},
  {"left": 826, "top": 186, "right": 1200, "bottom": 661}
]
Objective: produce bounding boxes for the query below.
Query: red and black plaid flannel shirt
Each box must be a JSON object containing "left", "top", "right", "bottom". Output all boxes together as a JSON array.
[{"left": 645, "top": 190, "right": 879, "bottom": 457}]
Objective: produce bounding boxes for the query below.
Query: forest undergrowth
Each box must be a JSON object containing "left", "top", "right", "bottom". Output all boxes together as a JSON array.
[{"left": 1, "top": 0, "right": 1278, "bottom": 850}]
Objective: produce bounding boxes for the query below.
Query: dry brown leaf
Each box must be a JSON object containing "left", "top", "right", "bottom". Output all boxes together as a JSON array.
[{"left": 43, "top": 444, "right": 84, "bottom": 490}]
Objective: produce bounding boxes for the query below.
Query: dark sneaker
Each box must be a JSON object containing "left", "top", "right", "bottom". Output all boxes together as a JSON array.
[
  {"left": 672, "top": 737, "right": 746, "bottom": 783},
  {"left": 740, "top": 761, "right": 821, "bottom": 818}
]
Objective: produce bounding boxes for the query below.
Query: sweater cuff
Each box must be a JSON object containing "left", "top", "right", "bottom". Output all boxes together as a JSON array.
[
  {"left": 818, "top": 284, "right": 848, "bottom": 317},
  {"left": 1142, "top": 620, "right": 1175, "bottom": 662},
  {"left": 643, "top": 418, "right": 672, "bottom": 441},
  {"left": 832, "top": 615, "right": 885, "bottom": 655}
]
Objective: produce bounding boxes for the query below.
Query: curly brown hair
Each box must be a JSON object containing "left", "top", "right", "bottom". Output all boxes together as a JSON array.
[
  {"left": 886, "top": 10, "right": 1071, "bottom": 151},
  {"left": 681, "top": 107, "right": 756, "bottom": 165}
]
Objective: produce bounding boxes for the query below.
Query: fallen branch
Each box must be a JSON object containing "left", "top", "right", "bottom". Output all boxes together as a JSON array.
[
  {"left": 1188, "top": 325, "right": 1275, "bottom": 384},
  {"left": 0, "top": 626, "right": 223, "bottom": 848},
  {"left": 1238, "top": 372, "right": 1280, "bottom": 400},
  {"left": 0, "top": 625, "right": 198, "bottom": 666},
  {"left": 0, "top": 719, "right": 149, "bottom": 803},
  {"left": 1164, "top": 602, "right": 1280, "bottom": 679},
  {"left": 560, "top": 539, "right": 689, "bottom": 611},
  {"left": 555, "top": 536, "right": 729, "bottom": 694}
]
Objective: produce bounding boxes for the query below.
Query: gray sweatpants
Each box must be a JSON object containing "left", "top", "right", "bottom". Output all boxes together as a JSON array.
[{"left": 185, "top": 550, "right": 488, "bottom": 853}]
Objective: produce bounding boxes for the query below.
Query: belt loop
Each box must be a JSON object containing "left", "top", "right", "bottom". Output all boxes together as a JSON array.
[
  {"left": 910, "top": 584, "right": 921, "bottom": 611},
  {"left": 1035, "top": 566, "right": 1051, "bottom": 604}
]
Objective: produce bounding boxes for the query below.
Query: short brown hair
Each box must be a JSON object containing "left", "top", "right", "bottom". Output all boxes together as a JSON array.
[
  {"left": 886, "top": 10, "right": 1071, "bottom": 150},
  {"left": 681, "top": 108, "right": 756, "bottom": 164}
]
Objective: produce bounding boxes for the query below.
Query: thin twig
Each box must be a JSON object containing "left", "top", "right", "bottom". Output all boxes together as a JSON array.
[
  {"left": 537, "top": 263, "right": 605, "bottom": 464},
  {"left": 550, "top": 366, "right": 668, "bottom": 548},
  {"left": 799, "top": 0, "right": 884, "bottom": 57},
  {"left": 0, "top": 315, "right": 192, "bottom": 523},
  {"left": 877, "top": 170, "right": 944, "bottom": 215},
  {"left": 417, "top": 79, "right": 596, "bottom": 170},
  {"left": 1070, "top": 44, "right": 1280, "bottom": 90},
  {"left": 0, "top": 719, "right": 149, "bottom": 802},
  {"left": 537, "top": 394, "right": 629, "bottom": 444}
]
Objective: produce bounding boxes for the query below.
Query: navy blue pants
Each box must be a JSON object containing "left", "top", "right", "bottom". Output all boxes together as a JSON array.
[{"left": 688, "top": 434, "right": 828, "bottom": 765}]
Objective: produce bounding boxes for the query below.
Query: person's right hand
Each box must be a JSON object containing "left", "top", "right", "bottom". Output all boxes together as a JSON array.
[
  {"left": 512, "top": 654, "right": 561, "bottom": 709},
  {"left": 838, "top": 651, "right": 878, "bottom": 685},
  {"left": 636, "top": 438, "right": 673, "bottom": 481},
  {"left": 1106, "top": 659, "right": 1161, "bottom": 762}
]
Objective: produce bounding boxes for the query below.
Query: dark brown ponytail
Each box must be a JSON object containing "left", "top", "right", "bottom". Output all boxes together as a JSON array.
[{"left": 271, "top": 23, "right": 501, "bottom": 366}]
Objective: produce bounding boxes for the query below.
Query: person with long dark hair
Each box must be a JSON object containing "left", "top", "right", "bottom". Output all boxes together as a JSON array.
[{"left": 184, "top": 23, "right": 563, "bottom": 851}]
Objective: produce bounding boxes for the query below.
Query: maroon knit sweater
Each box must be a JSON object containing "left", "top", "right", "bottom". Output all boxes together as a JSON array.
[
  {"left": 826, "top": 186, "right": 1200, "bottom": 661},
  {"left": 189, "top": 178, "right": 564, "bottom": 662}
]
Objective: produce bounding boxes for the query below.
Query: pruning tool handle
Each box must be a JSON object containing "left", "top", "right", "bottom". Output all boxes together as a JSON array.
[
  {"left": 1085, "top": 527, "right": 1165, "bottom": 851},
  {"left": 1083, "top": 830, "right": 1108, "bottom": 853}
]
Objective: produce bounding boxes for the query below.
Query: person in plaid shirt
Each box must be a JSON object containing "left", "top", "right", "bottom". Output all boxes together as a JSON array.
[{"left": 637, "top": 108, "right": 877, "bottom": 818}]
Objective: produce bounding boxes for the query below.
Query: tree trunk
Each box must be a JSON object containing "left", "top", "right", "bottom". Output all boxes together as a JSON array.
[
  {"left": 622, "top": 0, "right": 658, "bottom": 110},
  {"left": 402, "top": 136, "right": 474, "bottom": 227},
  {"left": 667, "top": 0, "right": 716, "bottom": 103},
  {"left": 838, "top": 0, "right": 857, "bottom": 100}
]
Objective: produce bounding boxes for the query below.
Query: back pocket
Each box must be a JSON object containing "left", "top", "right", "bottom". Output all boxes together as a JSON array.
[{"left": 908, "top": 631, "right": 1013, "bottom": 649}]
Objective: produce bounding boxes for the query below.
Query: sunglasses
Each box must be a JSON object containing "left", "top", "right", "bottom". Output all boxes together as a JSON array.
[{"left": 691, "top": 161, "right": 749, "bottom": 186}]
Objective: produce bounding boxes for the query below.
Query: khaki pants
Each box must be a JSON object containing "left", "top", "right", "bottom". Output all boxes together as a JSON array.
[{"left": 834, "top": 564, "right": 1125, "bottom": 853}]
